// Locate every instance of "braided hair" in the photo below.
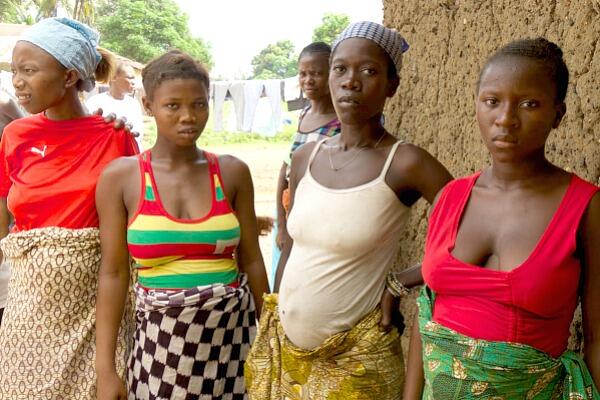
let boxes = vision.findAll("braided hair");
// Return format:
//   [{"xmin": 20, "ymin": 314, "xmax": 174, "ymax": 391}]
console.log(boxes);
[{"xmin": 478, "ymin": 38, "xmax": 569, "ymax": 103}]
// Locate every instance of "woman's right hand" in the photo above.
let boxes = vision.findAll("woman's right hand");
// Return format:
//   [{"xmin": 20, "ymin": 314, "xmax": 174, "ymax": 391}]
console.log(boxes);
[
  {"xmin": 276, "ymin": 224, "xmax": 288, "ymax": 250},
  {"xmin": 92, "ymin": 108, "xmax": 140, "ymax": 137},
  {"xmin": 97, "ymin": 370, "xmax": 128, "ymax": 400}
]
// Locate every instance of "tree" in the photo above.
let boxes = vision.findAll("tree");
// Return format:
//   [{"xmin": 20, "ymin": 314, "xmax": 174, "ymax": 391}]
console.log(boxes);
[
  {"xmin": 96, "ymin": 0, "xmax": 213, "ymax": 67},
  {"xmin": 0, "ymin": 1, "xmax": 31, "ymax": 23},
  {"xmin": 312, "ymin": 13, "xmax": 350, "ymax": 45},
  {"xmin": 251, "ymin": 40, "xmax": 297, "ymax": 80},
  {"xmin": 0, "ymin": 0, "xmax": 95, "ymax": 24}
]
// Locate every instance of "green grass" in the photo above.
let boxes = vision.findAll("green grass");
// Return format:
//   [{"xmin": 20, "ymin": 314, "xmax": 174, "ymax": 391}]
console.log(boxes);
[{"xmin": 142, "ymin": 101, "xmax": 299, "ymax": 149}]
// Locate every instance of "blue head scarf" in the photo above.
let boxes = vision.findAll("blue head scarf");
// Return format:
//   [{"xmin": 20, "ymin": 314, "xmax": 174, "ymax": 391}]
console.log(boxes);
[{"xmin": 19, "ymin": 17, "xmax": 102, "ymax": 91}]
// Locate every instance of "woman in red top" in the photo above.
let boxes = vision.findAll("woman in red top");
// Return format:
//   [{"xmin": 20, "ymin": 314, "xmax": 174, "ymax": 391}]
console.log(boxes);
[
  {"xmin": 0, "ymin": 18, "xmax": 138, "ymax": 399},
  {"xmin": 403, "ymin": 38, "xmax": 600, "ymax": 399}
]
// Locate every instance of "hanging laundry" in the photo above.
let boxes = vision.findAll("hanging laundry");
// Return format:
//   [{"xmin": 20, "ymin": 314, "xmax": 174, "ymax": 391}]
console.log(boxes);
[{"xmin": 242, "ymin": 80, "xmax": 265, "ymax": 132}]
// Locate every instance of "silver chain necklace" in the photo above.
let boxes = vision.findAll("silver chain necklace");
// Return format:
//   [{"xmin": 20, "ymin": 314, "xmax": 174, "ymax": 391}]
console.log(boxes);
[{"xmin": 327, "ymin": 132, "xmax": 386, "ymax": 172}]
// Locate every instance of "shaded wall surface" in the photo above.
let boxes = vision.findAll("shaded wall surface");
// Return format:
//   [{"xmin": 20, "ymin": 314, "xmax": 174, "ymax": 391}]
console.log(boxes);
[{"xmin": 383, "ymin": 0, "xmax": 599, "ymax": 353}]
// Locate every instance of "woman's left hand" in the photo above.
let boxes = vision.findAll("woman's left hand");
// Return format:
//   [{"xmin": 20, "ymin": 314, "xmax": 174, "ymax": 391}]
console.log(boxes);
[{"xmin": 379, "ymin": 289, "xmax": 404, "ymax": 333}]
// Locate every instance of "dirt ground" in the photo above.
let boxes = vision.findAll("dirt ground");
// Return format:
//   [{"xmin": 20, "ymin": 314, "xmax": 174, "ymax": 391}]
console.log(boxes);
[{"xmin": 204, "ymin": 142, "xmax": 288, "ymax": 283}]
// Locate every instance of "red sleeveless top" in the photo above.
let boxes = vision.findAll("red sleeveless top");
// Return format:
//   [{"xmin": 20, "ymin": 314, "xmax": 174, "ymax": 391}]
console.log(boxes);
[{"xmin": 422, "ymin": 172, "xmax": 599, "ymax": 357}]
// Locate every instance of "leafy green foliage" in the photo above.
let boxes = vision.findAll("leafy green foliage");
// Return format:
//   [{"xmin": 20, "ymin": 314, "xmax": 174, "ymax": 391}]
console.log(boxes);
[
  {"xmin": 0, "ymin": 0, "xmax": 27, "ymax": 23},
  {"xmin": 251, "ymin": 40, "xmax": 297, "ymax": 80},
  {"xmin": 312, "ymin": 13, "xmax": 350, "ymax": 45},
  {"xmin": 96, "ymin": 0, "xmax": 213, "ymax": 66},
  {"xmin": 0, "ymin": 0, "xmax": 91, "ymax": 24}
]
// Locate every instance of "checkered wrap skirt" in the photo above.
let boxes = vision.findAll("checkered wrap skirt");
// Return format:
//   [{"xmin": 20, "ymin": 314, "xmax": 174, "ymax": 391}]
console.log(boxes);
[{"xmin": 128, "ymin": 274, "xmax": 256, "ymax": 400}]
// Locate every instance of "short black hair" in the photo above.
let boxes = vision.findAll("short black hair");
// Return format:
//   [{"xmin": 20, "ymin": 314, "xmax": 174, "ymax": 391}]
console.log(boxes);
[
  {"xmin": 478, "ymin": 37, "xmax": 569, "ymax": 103},
  {"xmin": 298, "ymin": 42, "xmax": 331, "ymax": 61},
  {"xmin": 142, "ymin": 50, "xmax": 210, "ymax": 99}
]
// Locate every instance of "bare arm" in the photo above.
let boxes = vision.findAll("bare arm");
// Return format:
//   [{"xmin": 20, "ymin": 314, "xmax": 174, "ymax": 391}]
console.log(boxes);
[
  {"xmin": 403, "ymin": 313, "xmax": 425, "ymax": 399},
  {"xmin": 580, "ymin": 192, "xmax": 600, "ymax": 388},
  {"xmin": 0, "ymin": 198, "xmax": 10, "ymax": 263},
  {"xmin": 95, "ymin": 160, "xmax": 131, "ymax": 399},
  {"xmin": 380, "ymin": 149, "xmax": 451, "ymax": 326},
  {"xmin": 275, "ymin": 162, "xmax": 289, "ymax": 250},
  {"xmin": 393, "ymin": 144, "xmax": 452, "ymax": 204},
  {"xmin": 273, "ymin": 230, "xmax": 292, "ymax": 293},
  {"xmin": 228, "ymin": 158, "xmax": 269, "ymax": 317},
  {"xmin": 392, "ymin": 263, "xmax": 424, "ymax": 289},
  {"xmin": 273, "ymin": 143, "xmax": 315, "ymax": 292}
]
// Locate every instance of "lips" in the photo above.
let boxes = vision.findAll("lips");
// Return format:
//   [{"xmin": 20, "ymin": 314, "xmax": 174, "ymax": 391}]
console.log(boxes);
[
  {"xmin": 492, "ymin": 135, "xmax": 517, "ymax": 148},
  {"xmin": 15, "ymin": 93, "xmax": 31, "ymax": 104},
  {"xmin": 338, "ymin": 95, "xmax": 360, "ymax": 106},
  {"xmin": 178, "ymin": 128, "xmax": 198, "ymax": 134}
]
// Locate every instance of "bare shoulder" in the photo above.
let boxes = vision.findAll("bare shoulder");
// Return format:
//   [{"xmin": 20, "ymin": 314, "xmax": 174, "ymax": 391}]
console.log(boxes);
[
  {"xmin": 215, "ymin": 154, "xmax": 252, "ymax": 196},
  {"xmin": 292, "ymin": 141, "xmax": 318, "ymax": 162},
  {"xmin": 290, "ymin": 141, "xmax": 319, "ymax": 176},
  {"xmin": 389, "ymin": 142, "xmax": 445, "ymax": 177},
  {"xmin": 387, "ymin": 141, "xmax": 453, "ymax": 203},
  {"xmin": 394, "ymin": 142, "xmax": 435, "ymax": 166},
  {"xmin": 216, "ymin": 153, "xmax": 250, "ymax": 176},
  {"xmin": 100, "ymin": 155, "xmax": 139, "ymax": 181}
]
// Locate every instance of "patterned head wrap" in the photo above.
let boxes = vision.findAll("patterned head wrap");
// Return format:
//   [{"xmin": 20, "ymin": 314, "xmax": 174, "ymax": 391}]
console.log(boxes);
[
  {"xmin": 19, "ymin": 17, "xmax": 101, "ymax": 91},
  {"xmin": 331, "ymin": 21, "xmax": 409, "ymax": 74}
]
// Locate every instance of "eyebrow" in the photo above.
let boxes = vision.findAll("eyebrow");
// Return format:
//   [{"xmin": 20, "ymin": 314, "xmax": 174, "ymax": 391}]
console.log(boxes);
[{"xmin": 162, "ymin": 97, "xmax": 206, "ymax": 101}]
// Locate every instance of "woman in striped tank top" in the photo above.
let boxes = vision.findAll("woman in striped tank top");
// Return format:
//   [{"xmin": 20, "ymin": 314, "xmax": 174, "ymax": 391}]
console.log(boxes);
[{"xmin": 95, "ymin": 50, "xmax": 269, "ymax": 400}]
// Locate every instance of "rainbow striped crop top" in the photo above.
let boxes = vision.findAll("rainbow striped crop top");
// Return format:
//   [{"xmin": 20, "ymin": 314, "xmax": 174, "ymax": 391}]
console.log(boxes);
[{"xmin": 127, "ymin": 151, "xmax": 241, "ymax": 289}]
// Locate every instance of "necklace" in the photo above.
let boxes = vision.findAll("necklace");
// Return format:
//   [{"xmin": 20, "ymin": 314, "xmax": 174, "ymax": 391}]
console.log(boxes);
[{"xmin": 327, "ymin": 132, "xmax": 386, "ymax": 172}]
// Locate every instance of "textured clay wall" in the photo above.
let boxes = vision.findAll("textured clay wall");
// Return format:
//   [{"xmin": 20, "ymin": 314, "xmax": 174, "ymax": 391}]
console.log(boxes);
[{"xmin": 383, "ymin": 1, "xmax": 600, "ymax": 353}]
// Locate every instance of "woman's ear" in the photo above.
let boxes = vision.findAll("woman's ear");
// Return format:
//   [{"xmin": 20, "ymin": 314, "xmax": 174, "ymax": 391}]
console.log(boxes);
[
  {"xmin": 552, "ymin": 102, "xmax": 566, "ymax": 129},
  {"xmin": 142, "ymin": 96, "xmax": 153, "ymax": 116},
  {"xmin": 386, "ymin": 75, "xmax": 400, "ymax": 98},
  {"xmin": 64, "ymin": 69, "xmax": 80, "ymax": 88}
]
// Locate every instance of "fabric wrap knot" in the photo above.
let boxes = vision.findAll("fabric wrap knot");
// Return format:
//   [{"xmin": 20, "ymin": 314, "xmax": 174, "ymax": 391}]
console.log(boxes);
[
  {"xmin": 19, "ymin": 17, "xmax": 101, "ymax": 91},
  {"xmin": 332, "ymin": 21, "xmax": 409, "ymax": 74}
]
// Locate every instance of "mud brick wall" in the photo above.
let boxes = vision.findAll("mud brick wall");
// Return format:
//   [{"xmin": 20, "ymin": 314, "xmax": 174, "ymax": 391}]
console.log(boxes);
[{"xmin": 382, "ymin": 0, "xmax": 599, "ymax": 355}]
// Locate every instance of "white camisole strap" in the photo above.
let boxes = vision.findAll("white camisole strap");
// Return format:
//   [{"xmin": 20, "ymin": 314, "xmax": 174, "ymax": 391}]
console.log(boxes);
[
  {"xmin": 304, "ymin": 138, "xmax": 404, "ymax": 181},
  {"xmin": 303, "ymin": 138, "xmax": 327, "ymax": 179},
  {"xmin": 378, "ymin": 140, "xmax": 403, "ymax": 180}
]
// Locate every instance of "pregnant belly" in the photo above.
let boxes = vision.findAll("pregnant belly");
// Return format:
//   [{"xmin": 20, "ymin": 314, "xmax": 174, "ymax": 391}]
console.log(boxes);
[{"xmin": 278, "ymin": 280, "xmax": 378, "ymax": 350}]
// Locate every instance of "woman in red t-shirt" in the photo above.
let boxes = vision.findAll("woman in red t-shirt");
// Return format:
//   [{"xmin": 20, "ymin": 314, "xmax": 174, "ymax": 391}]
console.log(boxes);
[{"xmin": 0, "ymin": 18, "xmax": 138, "ymax": 399}]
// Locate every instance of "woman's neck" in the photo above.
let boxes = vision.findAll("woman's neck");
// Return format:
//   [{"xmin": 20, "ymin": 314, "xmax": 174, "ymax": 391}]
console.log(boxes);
[
  {"xmin": 309, "ymin": 96, "xmax": 335, "ymax": 115},
  {"xmin": 488, "ymin": 151, "xmax": 560, "ymax": 190},
  {"xmin": 151, "ymin": 138, "xmax": 202, "ymax": 165},
  {"xmin": 339, "ymin": 117, "xmax": 385, "ymax": 149},
  {"xmin": 44, "ymin": 90, "xmax": 87, "ymax": 120}
]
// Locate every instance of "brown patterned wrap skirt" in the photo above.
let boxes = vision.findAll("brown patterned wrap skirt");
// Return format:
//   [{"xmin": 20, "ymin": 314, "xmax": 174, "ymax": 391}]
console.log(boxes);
[{"xmin": 0, "ymin": 227, "xmax": 133, "ymax": 400}]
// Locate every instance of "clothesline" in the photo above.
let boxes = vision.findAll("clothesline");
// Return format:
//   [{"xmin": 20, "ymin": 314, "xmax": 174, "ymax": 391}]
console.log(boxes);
[
  {"xmin": 210, "ymin": 77, "xmax": 302, "ymax": 136},
  {"xmin": 1, "ymin": 70, "xmax": 306, "ymax": 136}
]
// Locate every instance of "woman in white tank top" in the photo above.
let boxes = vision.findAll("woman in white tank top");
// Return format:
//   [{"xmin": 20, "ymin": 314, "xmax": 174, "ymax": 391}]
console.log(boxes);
[{"xmin": 245, "ymin": 22, "xmax": 453, "ymax": 399}]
